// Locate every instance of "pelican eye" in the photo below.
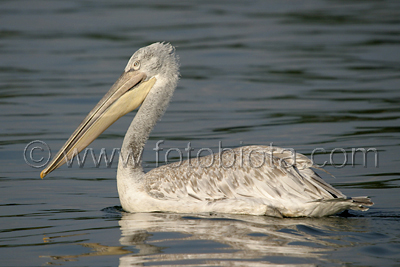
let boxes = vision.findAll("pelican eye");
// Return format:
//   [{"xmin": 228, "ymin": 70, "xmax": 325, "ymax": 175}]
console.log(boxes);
[{"xmin": 133, "ymin": 60, "xmax": 141, "ymax": 70}]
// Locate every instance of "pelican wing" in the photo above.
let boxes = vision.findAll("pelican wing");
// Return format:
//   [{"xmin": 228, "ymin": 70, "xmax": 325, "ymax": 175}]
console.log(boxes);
[{"xmin": 145, "ymin": 146, "xmax": 346, "ymax": 205}]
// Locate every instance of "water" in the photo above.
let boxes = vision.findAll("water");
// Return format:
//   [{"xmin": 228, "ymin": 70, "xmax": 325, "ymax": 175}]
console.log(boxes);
[{"xmin": 1, "ymin": 0, "xmax": 400, "ymax": 266}]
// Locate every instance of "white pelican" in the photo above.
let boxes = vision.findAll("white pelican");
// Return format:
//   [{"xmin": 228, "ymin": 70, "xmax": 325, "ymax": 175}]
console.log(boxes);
[{"xmin": 41, "ymin": 42, "xmax": 373, "ymax": 217}]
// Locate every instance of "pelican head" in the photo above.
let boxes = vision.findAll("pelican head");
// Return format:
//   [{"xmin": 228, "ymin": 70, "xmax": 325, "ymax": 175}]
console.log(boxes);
[{"xmin": 41, "ymin": 42, "xmax": 179, "ymax": 178}]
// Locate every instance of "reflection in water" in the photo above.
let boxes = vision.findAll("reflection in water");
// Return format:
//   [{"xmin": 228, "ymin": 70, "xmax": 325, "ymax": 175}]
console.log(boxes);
[
  {"xmin": 41, "ymin": 243, "xmax": 131, "ymax": 263},
  {"xmin": 41, "ymin": 211, "xmax": 372, "ymax": 266},
  {"xmin": 117, "ymin": 212, "xmax": 369, "ymax": 266}
]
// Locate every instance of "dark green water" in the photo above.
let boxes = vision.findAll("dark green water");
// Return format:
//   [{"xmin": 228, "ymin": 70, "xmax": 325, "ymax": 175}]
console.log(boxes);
[{"xmin": 1, "ymin": 0, "xmax": 400, "ymax": 266}]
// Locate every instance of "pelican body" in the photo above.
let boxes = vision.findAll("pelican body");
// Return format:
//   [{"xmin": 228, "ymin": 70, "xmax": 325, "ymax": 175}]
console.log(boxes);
[{"xmin": 41, "ymin": 43, "xmax": 373, "ymax": 217}]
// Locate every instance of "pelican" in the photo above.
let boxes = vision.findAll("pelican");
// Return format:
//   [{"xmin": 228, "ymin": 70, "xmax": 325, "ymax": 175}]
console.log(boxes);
[{"xmin": 41, "ymin": 42, "xmax": 373, "ymax": 217}]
